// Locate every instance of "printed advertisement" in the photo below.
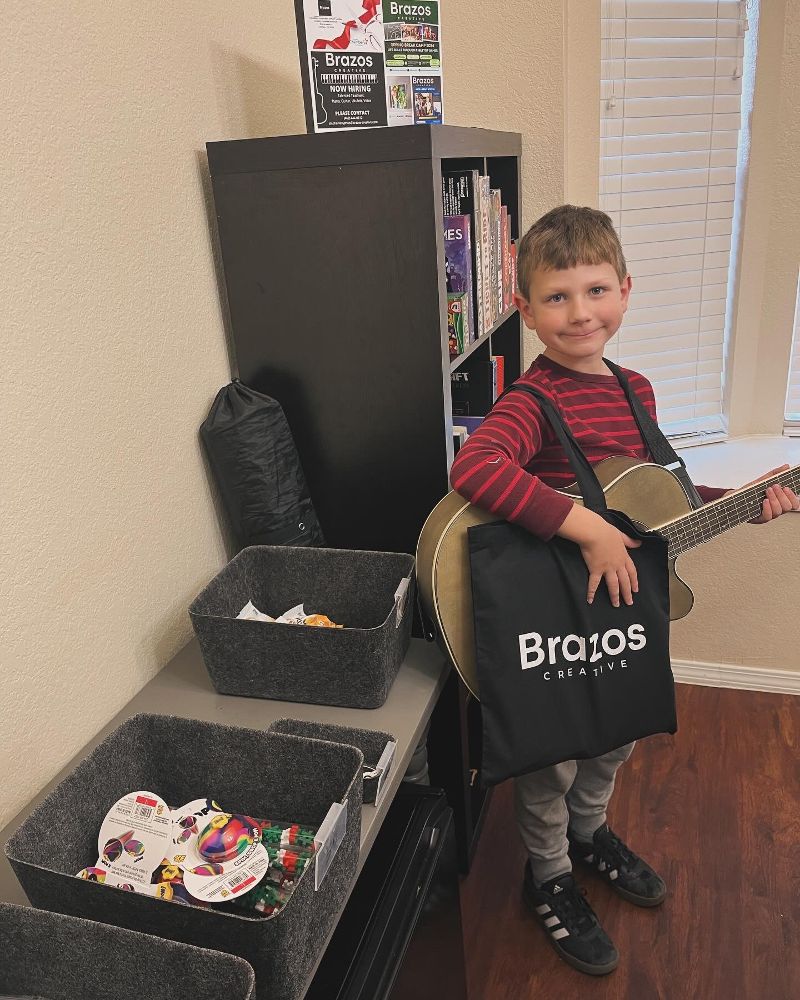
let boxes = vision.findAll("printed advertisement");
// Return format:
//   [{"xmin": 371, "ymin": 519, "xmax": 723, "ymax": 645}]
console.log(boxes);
[
  {"xmin": 383, "ymin": 1, "xmax": 441, "ymax": 69},
  {"xmin": 298, "ymin": 0, "xmax": 443, "ymax": 132}
]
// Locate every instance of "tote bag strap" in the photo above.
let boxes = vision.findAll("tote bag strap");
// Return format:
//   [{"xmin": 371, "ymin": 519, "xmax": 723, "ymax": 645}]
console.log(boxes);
[
  {"xmin": 500, "ymin": 384, "xmax": 608, "ymax": 514},
  {"xmin": 603, "ymin": 358, "xmax": 704, "ymax": 509}
]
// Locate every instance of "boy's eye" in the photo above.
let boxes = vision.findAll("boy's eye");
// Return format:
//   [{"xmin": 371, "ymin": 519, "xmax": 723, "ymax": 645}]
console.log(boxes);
[
  {"xmin": 589, "ymin": 286, "xmax": 606, "ymax": 295},
  {"xmin": 548, "ymin": 293, "xmax": 565, "ymax": 303}
]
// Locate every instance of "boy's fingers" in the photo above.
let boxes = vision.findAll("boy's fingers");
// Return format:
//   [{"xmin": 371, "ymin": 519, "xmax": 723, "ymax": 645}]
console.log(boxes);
[
  {"xmin": 587, "ymin": 572, "xmax": 603, "ymax": 604},
  {"xmin": 605, "ymin": 571, "xmax": 621, "ymax": 608},
  {"xmin": 626, "ymin": 557, "xmax": 639, "ymax": 595},
  {"xmin": 618, "ymin": 569, "xmax": 634, "ymax": 607},
  {"xmin": 767, "ymin": 486, "xmax": 783, "ymax": 517}
]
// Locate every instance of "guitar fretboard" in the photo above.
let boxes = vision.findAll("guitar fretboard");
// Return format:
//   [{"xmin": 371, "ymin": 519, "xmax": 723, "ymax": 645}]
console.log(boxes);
[{"xmin": 657, "ymin": 465, "xmax": 800, "ymax": 557}]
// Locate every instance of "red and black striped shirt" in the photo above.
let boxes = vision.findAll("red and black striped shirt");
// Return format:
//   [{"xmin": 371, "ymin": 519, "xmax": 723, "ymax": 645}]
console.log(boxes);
[{"xmin": 449, "ymin": 355, "xmax": 726, "ymax": 540}]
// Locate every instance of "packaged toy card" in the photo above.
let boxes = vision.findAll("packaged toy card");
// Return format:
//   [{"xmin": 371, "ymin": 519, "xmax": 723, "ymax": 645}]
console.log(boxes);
[{"xmin": 96, "ymin": 791, "xmax": 171, "ymax": 887}]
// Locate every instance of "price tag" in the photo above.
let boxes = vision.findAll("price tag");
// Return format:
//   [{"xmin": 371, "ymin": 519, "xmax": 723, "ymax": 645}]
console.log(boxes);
[
  {"xmin": 313, "ymin": 801, "xmax": 347, "ymax": 891},
  {"xmin": 394, "ymin": 576, "xmax": 411, "ymax": 628},
  {"xmin": 375, "ymin": 741, "xmax": 397, "ymax": 807}
]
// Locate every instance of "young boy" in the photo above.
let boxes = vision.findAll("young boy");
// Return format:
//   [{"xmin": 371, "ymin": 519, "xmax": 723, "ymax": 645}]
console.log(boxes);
[{"xmin": 449, "ymin": 205, "xmax": 799, "ymax": 976}]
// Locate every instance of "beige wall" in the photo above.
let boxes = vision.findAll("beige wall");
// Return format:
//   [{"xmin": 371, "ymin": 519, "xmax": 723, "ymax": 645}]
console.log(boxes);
[
  {"xmin": 0, "ymin": 2, "xmax": 589, "ymax": 830},
  {"xmin": 1, "ymin": 0, "xmax": 797, "ymax": 831}
]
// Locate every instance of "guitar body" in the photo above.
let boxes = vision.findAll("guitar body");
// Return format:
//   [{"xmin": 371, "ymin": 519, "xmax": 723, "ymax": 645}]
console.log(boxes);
[{"xmin": 416, "ymin": 457, "xmax": 696, "ymax": 699}]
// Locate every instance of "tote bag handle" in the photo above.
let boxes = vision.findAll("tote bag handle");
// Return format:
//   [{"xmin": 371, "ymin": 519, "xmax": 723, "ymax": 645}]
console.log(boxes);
[
  {"xmin": 602, "ymin": 359, "xmax": 704, "ymax": 510},
  {"xmin": 499, "ymin": 384, "xmax": 609, "ymax": 514}
]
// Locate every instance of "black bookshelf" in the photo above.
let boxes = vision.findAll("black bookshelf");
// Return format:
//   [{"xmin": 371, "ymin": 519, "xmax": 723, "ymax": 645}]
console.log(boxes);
[{"xmin": 206, "ymin": 124, "xmax": 523, "ymax": 871}]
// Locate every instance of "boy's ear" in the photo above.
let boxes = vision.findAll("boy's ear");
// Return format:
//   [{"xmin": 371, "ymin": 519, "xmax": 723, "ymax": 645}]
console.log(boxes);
[
  {"xmin": 513, "ymin": 291, "xmax": 536, "ymax": 330},
  {"xmin": 620, "ymin": 274, "xmax": 632, "ymax": 313}
]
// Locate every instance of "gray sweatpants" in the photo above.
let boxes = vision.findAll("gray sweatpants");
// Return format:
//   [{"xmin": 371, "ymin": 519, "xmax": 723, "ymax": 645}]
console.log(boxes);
[{"xmin": 514, "ymin": 742, "xmax": 636, "ymax": 884}]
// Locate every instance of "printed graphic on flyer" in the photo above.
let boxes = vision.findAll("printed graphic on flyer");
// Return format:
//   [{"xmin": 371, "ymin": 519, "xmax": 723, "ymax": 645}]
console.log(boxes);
[
  {"xmin": 304, "ymin": 0, "xmax": 388, "ymax": 129},
  {"xmin": 383, "ymin": 1, "xmax": 441, "ymax": 69},
  {"xmin": 412, "ymin": 74, "xmax": 442, "ymax": 124},
  {"xmin": 386, "ymin": 74, "xmax": 413, "ymax": 125}
]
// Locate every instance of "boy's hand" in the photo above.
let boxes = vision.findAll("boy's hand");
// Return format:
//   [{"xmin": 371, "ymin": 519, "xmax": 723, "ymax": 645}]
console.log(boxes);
[
  {"xmin": 557, "ymin": 505, "xmax": 641, "ymax": 607},
  {"xmin": 580, "ymin": 518, "xmax": 641, "ymax": 607},
  {"xmin": 725, "ymin": 465, "xmax": 800, "ymax": 523}
]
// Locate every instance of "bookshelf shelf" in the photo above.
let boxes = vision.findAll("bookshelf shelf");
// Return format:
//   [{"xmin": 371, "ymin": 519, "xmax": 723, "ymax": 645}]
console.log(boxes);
[
  {"xmin": 449, "ymin": 305, "xmax": 518, "ymax": 374},
  {"xmin": 206, "ymin": 124, "xmax": 522, "ymax": 873}
]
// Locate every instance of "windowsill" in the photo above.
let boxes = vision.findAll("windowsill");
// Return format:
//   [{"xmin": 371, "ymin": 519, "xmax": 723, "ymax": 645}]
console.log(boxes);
[{"xmin": 676, "ymin": 434, "xmax": 800, "ymax": 491}]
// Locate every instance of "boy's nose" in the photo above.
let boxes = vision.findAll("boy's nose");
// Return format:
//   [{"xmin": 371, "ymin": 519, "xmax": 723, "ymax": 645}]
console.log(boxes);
[{"xmin": 569, "ymin": 304, "xmax": 592, "ymax": 324}]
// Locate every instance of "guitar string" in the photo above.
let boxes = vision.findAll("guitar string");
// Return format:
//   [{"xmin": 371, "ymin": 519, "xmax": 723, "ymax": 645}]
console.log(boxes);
[{"xmin": 659, "ymin": 467, "xmax": 800, "ymax": 557}]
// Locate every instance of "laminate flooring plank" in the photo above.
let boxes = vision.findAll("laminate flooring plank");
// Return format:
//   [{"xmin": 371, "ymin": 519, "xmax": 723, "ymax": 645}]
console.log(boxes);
[{"xmin": 460, "ymin": 684, "xmax": 799, "ymax": 1000}]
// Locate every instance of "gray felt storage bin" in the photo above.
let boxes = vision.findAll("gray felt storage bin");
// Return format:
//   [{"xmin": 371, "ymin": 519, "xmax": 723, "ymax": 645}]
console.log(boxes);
[
  {"xmin": 0, "ymin": 901, "xmax": 256, "ymax": 1000},
  {"xmin": 4, "ymin": 713, "xmax": 363, "ymax": 1000},
  {"xmin": 189, "ymin": 545, "xmax": 415, "ymax": 708},
  {"xmin": 269, "ymin": 718, "xmax": 396, "ymax": 806}
]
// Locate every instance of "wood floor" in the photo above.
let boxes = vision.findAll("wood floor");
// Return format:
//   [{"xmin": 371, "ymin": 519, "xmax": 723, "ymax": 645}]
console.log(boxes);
[{"xmin": 460, "ymin": 684, "xmax": 799, "ymax": 1000}]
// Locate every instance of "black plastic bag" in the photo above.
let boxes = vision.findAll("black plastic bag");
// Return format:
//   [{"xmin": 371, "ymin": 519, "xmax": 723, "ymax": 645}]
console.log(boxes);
[{"xmin": 200, "ymin": 379, "xmax": 324, "ymax": 548}]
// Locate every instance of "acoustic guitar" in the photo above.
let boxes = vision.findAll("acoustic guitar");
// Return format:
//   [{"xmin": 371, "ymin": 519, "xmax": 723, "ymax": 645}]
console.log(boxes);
[{"xmin": 417, "ymin": 458, "xmax": 800, "ymax": 699}]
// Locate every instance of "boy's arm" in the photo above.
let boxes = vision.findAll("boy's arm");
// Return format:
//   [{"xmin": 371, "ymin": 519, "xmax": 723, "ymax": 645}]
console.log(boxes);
[{"xmin": 449, "ymin": 391, "xmax": 573, "ymax": 540}]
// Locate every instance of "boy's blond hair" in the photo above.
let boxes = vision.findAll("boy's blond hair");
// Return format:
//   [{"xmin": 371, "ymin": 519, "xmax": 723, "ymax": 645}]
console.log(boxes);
[{"xmin": 516, "ymin": 205, "xmax": 627, "ymax": 298}]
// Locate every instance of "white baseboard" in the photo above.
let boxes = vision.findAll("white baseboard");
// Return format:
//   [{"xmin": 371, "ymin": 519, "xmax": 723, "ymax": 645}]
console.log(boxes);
[{"xmin": 671, "ymin": 658, "xmax": 800, "ymax": 695}]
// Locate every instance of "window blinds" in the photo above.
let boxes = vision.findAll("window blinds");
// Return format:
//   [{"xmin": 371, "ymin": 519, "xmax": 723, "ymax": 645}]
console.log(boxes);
[
  {"xmin": 600, "ymin": 0, "xmax": 749, "ymax": 439},
  {"xmin": 785, "ymin": 273, "xmax": 800, "ymax": 426}
]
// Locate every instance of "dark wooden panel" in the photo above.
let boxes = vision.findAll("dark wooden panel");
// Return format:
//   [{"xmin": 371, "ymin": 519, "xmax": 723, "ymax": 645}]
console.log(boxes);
[
  {"xmin": 207, "ymin": 125, "xmax": 520, "ymax": 177},
  {"xmin": 210, "ymin": 157, "xmax": 450, "ymax": 553},
  {"xmin": 460, "ymin": 684, "xmax": 800, "ymax": 997}
]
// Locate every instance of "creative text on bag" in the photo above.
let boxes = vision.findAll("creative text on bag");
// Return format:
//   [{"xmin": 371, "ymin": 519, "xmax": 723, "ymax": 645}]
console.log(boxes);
[{"xmin": 518, "ymin": 624, "xmax": 647, "ymax": 670}]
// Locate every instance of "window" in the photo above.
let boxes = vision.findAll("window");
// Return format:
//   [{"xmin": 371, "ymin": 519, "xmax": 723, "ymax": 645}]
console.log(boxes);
[
  {"xmin": 600, "ymin": 0, "xmax": 750, "ymax": 441},
  {"xmin": 785, "ymin": 272, "xmax": 800, "ymax": 432}
]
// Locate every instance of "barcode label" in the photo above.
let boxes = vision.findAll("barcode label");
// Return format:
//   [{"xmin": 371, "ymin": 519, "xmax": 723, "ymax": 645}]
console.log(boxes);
[
  {"xmin": 230, "ymin": 874, "xmax": 257, "ymax": 894},
  {"xmin": 133, "ymin": 803, "xmax": 153, "ymax": 821}
]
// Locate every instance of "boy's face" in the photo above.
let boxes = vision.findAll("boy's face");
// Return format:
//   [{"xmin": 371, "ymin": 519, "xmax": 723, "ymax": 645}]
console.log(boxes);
[{"xmin": 513, "ymin": 262, "xmax": 632, "ymax": 374}]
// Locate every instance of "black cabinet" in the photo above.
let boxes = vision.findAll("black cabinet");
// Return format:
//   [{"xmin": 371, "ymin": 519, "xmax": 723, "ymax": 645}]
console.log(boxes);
[{"xmin": 206, "ymin": 124, "xmax": 522, "ymax": 557}]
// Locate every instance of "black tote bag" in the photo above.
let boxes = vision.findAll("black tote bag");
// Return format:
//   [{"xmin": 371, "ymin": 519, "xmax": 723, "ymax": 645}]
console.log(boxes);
[{"xmin": 469, "ymin": 386, "xmax": 676, "ymax": 785}]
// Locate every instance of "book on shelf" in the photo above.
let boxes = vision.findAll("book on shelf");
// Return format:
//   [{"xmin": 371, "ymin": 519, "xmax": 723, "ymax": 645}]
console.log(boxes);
[
  {"xmin": 501, "ymin": 207, "xmax": 511, "ymax": 311},
  {"xmin": 442, "ymin": 171, "xmax": 484, "ymax": 339},
  {"xmin": 447, "ymin": 293, "xmax": 468, "ymax": 359},
  {"xmin": 450, "ymin": 361, "xmax": 496, "ymax": 416},
  {"xmin": 491, "ymin": 354, "xmax": 505, "ymax": 401},
  {"xmin": 441, "ymin": 170, "xmax": 515, "ymax": 341},
  {"xmin": 444, "ymin": 215, "xmax": 475, "ymax": 349},
  {"xmin": 458, "ymin": 415, "xmax": 485, "ymax": 434}
]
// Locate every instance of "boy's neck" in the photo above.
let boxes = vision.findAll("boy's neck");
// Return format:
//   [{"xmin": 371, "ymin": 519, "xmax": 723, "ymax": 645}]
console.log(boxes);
[{"xmin": 541, "ymin": 349, "xmax": 613, "ymax": 377}]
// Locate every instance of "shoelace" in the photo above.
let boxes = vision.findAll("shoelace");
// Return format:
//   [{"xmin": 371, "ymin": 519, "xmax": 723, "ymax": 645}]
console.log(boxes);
[
  {"xmin": 597, "ymin": 828, "xmax": 637, "ymax": 872},
  {"xmin": 552, "ymin": 883, "xmax": 596, "ymax": 935}
]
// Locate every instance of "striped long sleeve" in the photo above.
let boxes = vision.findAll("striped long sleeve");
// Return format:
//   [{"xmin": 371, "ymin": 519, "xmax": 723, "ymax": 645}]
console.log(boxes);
[{"xmin": 449, "ymin": 355, "xmax": 727, "ymax": 540}]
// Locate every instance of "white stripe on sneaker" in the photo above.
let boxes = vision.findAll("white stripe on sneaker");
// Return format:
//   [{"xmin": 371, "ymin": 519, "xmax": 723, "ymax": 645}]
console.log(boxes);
[
  {"xmin": 535, "ymin": 904, "xmax": 550, "ymax": 916},
  {"xmin": 544, "ymin": 915, "xmax": 560, "ymax": 927},
  {"xmin": 552, "ymin": 927, "xmax": 570, "ymax": 940},
  {"xmin": 610, "ymin": 869, "xmax": 618, "ymax": 880}
]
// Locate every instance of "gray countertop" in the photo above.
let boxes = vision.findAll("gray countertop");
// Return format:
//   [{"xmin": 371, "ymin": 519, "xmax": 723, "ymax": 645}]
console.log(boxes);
[{"xmin": 0, "ymin": 635, "xmax": 450, "ymax": 911}]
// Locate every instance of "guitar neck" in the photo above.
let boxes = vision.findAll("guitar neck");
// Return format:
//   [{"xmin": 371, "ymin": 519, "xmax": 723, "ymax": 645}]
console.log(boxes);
[{"xmin": 657, "ymin": 465, "xmax": 800, "ymax": 557}]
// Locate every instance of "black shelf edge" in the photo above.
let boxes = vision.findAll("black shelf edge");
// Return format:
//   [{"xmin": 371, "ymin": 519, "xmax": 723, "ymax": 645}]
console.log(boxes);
[
  {"xmin": 207, "ymin": 125, "xmax": 522, "ymax": 176},
  {"xmin": 449, "ymin": 306, "xmax": 519, "ymax": 373}
]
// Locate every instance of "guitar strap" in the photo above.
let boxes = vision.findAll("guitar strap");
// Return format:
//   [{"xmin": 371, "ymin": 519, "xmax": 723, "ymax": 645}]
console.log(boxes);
[{"xmin": 603, "ymin": 359, "xmax": 704, "ymax": 510}]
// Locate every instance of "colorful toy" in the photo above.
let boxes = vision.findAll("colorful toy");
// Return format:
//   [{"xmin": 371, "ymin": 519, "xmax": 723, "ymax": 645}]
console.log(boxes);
[{"xmin": 197, "ymin": 814, "xmax": 258, "ymax": 863}]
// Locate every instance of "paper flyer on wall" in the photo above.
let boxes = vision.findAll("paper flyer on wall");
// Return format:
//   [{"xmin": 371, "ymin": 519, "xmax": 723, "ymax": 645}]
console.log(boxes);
[{"xmin": 298, "ymin": 0, "xmax": 443, "ymax": 132}]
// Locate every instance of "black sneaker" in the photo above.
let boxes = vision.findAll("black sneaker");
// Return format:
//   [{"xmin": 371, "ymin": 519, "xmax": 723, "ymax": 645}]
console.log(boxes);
[
  {"xmin": 522, "ymin": 863, "xmax": 619, "ymax": 976},
  {"xmin": 568, "ymin": 823, "xmax": 667, "ymax": 907}
]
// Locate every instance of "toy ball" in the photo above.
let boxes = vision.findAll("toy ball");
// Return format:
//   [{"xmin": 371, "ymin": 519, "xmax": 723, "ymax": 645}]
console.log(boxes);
[
  {"xmin": 77, "ymin": 867, "xmax": 107, "ymax": 882},
  {"xmin": 154, "ymin": 882, "xmax": 174, "ymax": 901},
  {"xmin": 197, "ymin": 814, "xmax": 257, "ymax": 863},
  {"xmin": 117, "ymin": 884, "xmax": 135, "ymax": 892},
  {"xmin": 175, "ymin": 816, "xmax": 198, "ymax": 844},
  {"xmin": 152, "ymin": 863, "xmax": 183, "ymax": 884},
  {"xmin": 124, "ymin": 838, "xmax": 145, "ymax": 861},
  {"xmin": 102, "ymin": 838, "xmax": 124, "ymax": 864}
]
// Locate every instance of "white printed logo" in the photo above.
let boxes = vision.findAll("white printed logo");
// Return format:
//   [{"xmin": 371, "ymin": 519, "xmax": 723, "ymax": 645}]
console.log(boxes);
[{"xmin": 519, "ymin": 624, "xmax": 647, "ymax": 671}]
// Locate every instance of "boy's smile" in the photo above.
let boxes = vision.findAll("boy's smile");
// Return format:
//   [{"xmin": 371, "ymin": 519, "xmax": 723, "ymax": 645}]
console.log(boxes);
[{"xmin": 514, "ymin": 263, "xmax": 632, "ymax": 375}]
